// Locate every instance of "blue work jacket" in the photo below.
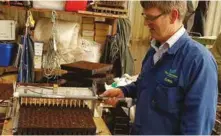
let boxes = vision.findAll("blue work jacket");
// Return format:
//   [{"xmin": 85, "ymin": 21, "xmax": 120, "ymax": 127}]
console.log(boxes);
[{"xmin": 119, "ymin": 32, "xmax": 218, "ymax": 134}]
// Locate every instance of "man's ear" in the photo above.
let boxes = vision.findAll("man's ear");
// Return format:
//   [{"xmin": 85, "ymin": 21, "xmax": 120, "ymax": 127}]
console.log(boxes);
[{"xmin": 170, "ymin": 9, "xmax": 179, "ymax": 24}]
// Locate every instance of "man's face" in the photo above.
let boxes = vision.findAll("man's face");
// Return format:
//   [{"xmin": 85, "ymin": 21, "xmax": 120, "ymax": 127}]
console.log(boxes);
[{"xmin": 142, "ymin": 8, "xmax": 171, "ymax": 42}]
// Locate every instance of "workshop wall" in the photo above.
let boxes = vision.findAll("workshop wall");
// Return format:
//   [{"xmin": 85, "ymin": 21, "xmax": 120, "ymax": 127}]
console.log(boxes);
[
  {"xmin": 0, "ymin": 2, "xmax": 151, "ymax": 76},
  {"xmin": 128, "ymin": 1, "xmax": 150, "ymax": 74}
]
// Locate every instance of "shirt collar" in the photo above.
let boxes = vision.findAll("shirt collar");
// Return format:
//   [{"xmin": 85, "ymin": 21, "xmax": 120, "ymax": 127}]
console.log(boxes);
[
  {"xmin": 150, "ymin": 26, "xmax": 186, "ymax": 50},
  {"xmin": 150, "ymin": 40, "xmax": 159, "ymax": 52},
  {"xmin": 166, "ymin": 26, "xmax": 186, "ymax": 48}
]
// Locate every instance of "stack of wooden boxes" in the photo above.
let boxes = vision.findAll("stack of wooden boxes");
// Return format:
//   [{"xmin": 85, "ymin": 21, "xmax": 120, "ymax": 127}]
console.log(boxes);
[
  {"xmin": 82, "ymin": 17, "xmax": 95, "ymax": 41},
  {"xmin": 81, "ymin": 17, "xmax": 112, "ymax": 51},
  {"xmin": 95, "ymin": 23, "xmax": 112, "ymax": 46}
]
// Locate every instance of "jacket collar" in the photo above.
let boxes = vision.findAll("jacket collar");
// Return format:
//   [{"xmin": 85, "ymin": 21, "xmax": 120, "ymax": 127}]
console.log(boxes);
[{"xmin": 167, "ymin": 32, "xmax": 190, "ymax": 55}]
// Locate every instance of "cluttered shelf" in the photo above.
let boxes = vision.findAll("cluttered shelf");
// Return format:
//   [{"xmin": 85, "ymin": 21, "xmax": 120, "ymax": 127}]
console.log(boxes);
[
  {"xmin": 0, "ymin": 66, "xmax": 67, "ymax": 75},
  {"xmin": 0, "ymin": 4, "xmax": 128, "ymax": 19},
  {"xmin": 0, "ymin": 66, "xmax": 67, "ymax": 84},
  {"xmin": 0, "ymin": 1, "xmax": 125, "ymax": 83},
  {"xmin": 0, "ymin": 66, "xmax": 17, "ymax": 74}
]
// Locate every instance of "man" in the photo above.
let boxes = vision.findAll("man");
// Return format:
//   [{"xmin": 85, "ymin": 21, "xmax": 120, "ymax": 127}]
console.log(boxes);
[{"xmin": 101, "ymin": 1, "xmax": 218, "ymax": 135}]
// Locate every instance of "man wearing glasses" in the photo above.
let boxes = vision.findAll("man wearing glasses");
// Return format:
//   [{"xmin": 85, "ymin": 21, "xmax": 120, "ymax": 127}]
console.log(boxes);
[{"xmin": 101, "ymin": 1, "xmax": 218, "ymax": 135}]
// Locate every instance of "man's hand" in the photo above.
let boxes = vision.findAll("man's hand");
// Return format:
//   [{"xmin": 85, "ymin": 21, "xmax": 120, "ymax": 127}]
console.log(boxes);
[{"xmin": 100, "ymin": 88, "xmax": 125, "ymax": 107}]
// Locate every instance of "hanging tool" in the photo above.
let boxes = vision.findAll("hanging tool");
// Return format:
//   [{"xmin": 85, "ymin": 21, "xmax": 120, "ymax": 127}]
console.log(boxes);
[{"xmin": 51, "ymin": 10, "xmax": 57, "ymax": 52}]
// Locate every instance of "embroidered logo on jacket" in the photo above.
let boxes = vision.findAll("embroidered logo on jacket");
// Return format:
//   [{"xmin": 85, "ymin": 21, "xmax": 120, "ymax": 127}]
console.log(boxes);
[{"xmin": 164, "ymin": 69, "xmax": 178, "ymax": 84}]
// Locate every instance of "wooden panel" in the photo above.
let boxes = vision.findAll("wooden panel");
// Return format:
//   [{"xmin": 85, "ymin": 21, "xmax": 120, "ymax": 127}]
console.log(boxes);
[
  {"xmin": 93, "ymin": 117, "xmax": 111, "ymax": 135},
  {"xmin": 127, "ymin": 1, "xmax": 151, "ymax": 74},
  {"xmin": 129, "ymin": 40, "xmax": 150, "ymax": 75}
]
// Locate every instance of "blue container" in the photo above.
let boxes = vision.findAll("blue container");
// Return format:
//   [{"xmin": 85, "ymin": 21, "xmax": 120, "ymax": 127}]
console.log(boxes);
[{"xmin": 0, "ymin": 43, "xmax": 16, "ymax": 67}]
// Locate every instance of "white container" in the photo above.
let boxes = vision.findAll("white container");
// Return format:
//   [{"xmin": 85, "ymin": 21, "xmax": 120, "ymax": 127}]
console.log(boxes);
[
  {"xmin": 34, "ymin": 42, "xmax": 43, "ymax": 56},
  {"xmin": 34, "ymin": 56, "xmax": 42, "ymax": 69},
  {"xmin": 0, "ymin": 20, "xmax": 16, "ymax": 40},
  {"xmin": 34, "ymin": 50, "xmax": 43, "ymax": 56},
  {"xmin": 33, "ymin": 1, "xmax": 65, "ymax": 11}
]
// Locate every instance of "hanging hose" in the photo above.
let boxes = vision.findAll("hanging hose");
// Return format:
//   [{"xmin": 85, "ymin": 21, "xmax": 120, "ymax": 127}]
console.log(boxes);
[
  {"xmin": 100, "ymin": 18, "xmax": 134, "ymax": 76},
  {"xmin": 116, "ymin": 19, "xmax": 133, "ymax": 75},
  {"xmin": 43, "ymin": 11, "xmax": 61, "ymax": 80}
]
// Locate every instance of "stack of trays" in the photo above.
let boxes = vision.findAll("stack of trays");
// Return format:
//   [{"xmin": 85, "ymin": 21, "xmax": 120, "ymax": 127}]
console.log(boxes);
[
  {"xmin": 16, "ymin": 105, "xmax": 96, "ymax": 135},
  {"xmin": 60, "ymin": 61, "xmax": 113, "ymax": 93}
]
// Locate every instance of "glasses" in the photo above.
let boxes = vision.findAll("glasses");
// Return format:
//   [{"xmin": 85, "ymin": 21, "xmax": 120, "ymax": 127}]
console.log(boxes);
[{"xmin": 141, "ymin": 13, "xmax": 165, "ymax": 21}]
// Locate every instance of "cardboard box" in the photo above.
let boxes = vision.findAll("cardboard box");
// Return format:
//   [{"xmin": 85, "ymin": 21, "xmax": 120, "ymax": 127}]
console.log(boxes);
[
  {"xmin": 82, "ymin": 17, "xmax": 94, "ymax": 24},
  {"xmin": 82, "ymin": 36, "xmax": 94, "ymax": 41},
  {"xmin": 95, "ymin": 17, "xmax": 105, "ymax": 22},
  {"xmin": 95, "ymin": 29, "xmax": 109, "ymax": 37},
  {"xmin": 95, "ymin": 36, "xmax": 106, "ymax": 41},
  {"xmin": 95, "ymin": 36, "xmax": 106, "ymax": 45},
  {"xmin": 82, "ymin": 24, "xmax": 94, "ymax": 30},
  {"xmin": 95, "ymin": 23, "xmax": 110, "ymax": 30},
  {"xmin": 0, "ymin": 20, "xmax": 16, "ymax": 40},
  {"xmin": 82, "ymin": 30, "xmax": 94, "ymax": 37}
]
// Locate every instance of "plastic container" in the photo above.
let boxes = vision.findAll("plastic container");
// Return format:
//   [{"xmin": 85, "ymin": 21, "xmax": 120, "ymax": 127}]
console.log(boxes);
[
  {"xmin": 0, "ymin": 43, "xmax": 16, "ymax": 67},
  {"xmin": 33, "ymin": 1, "xmax": 65, "ymax": 10},
  {"xmin": 65, "ymin": 1, "xmax": 87, "ymax": 12}
]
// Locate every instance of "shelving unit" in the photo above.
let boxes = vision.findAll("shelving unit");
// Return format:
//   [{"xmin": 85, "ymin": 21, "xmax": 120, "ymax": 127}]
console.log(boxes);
[
  {"xmin": 0, "ymin": 4, "xmax": 128, "ymax": 35},
  {"xmin": 0, "ymin": 4, "xmax": 128, "ymax": 80},
  {"xmin": 2, "ymin": 4, "xmax": 121, "ymax": 135},
  {"xmin": 0, "ymin": 5, "xmax": 127, "ymax": 19}
]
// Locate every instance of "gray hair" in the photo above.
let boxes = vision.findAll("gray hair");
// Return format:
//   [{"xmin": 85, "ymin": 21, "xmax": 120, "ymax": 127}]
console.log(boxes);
[{"xmin": 140, "ymin": 1, "xmax": 187, "ymax": 22}]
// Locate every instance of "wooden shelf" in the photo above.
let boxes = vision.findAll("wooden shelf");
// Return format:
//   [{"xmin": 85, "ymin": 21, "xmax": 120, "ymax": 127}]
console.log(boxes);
[
  {"xmin": 77, "ymin": 10, "xmax": 127, "ymax": 19},
  {"xmin": 0, "ymin": 66, "xmax": 68, "ymax": 75},
  {"xmin": 0, "ymin": 66, "xmax": 17, "ymax": 75},
  {"xmin": 0, "ymin": 4, "xmax": 127, "ymax": 19},
  {"xmin": 35, "ymin": 68, "xmax": 67, "ymax": 75}
]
